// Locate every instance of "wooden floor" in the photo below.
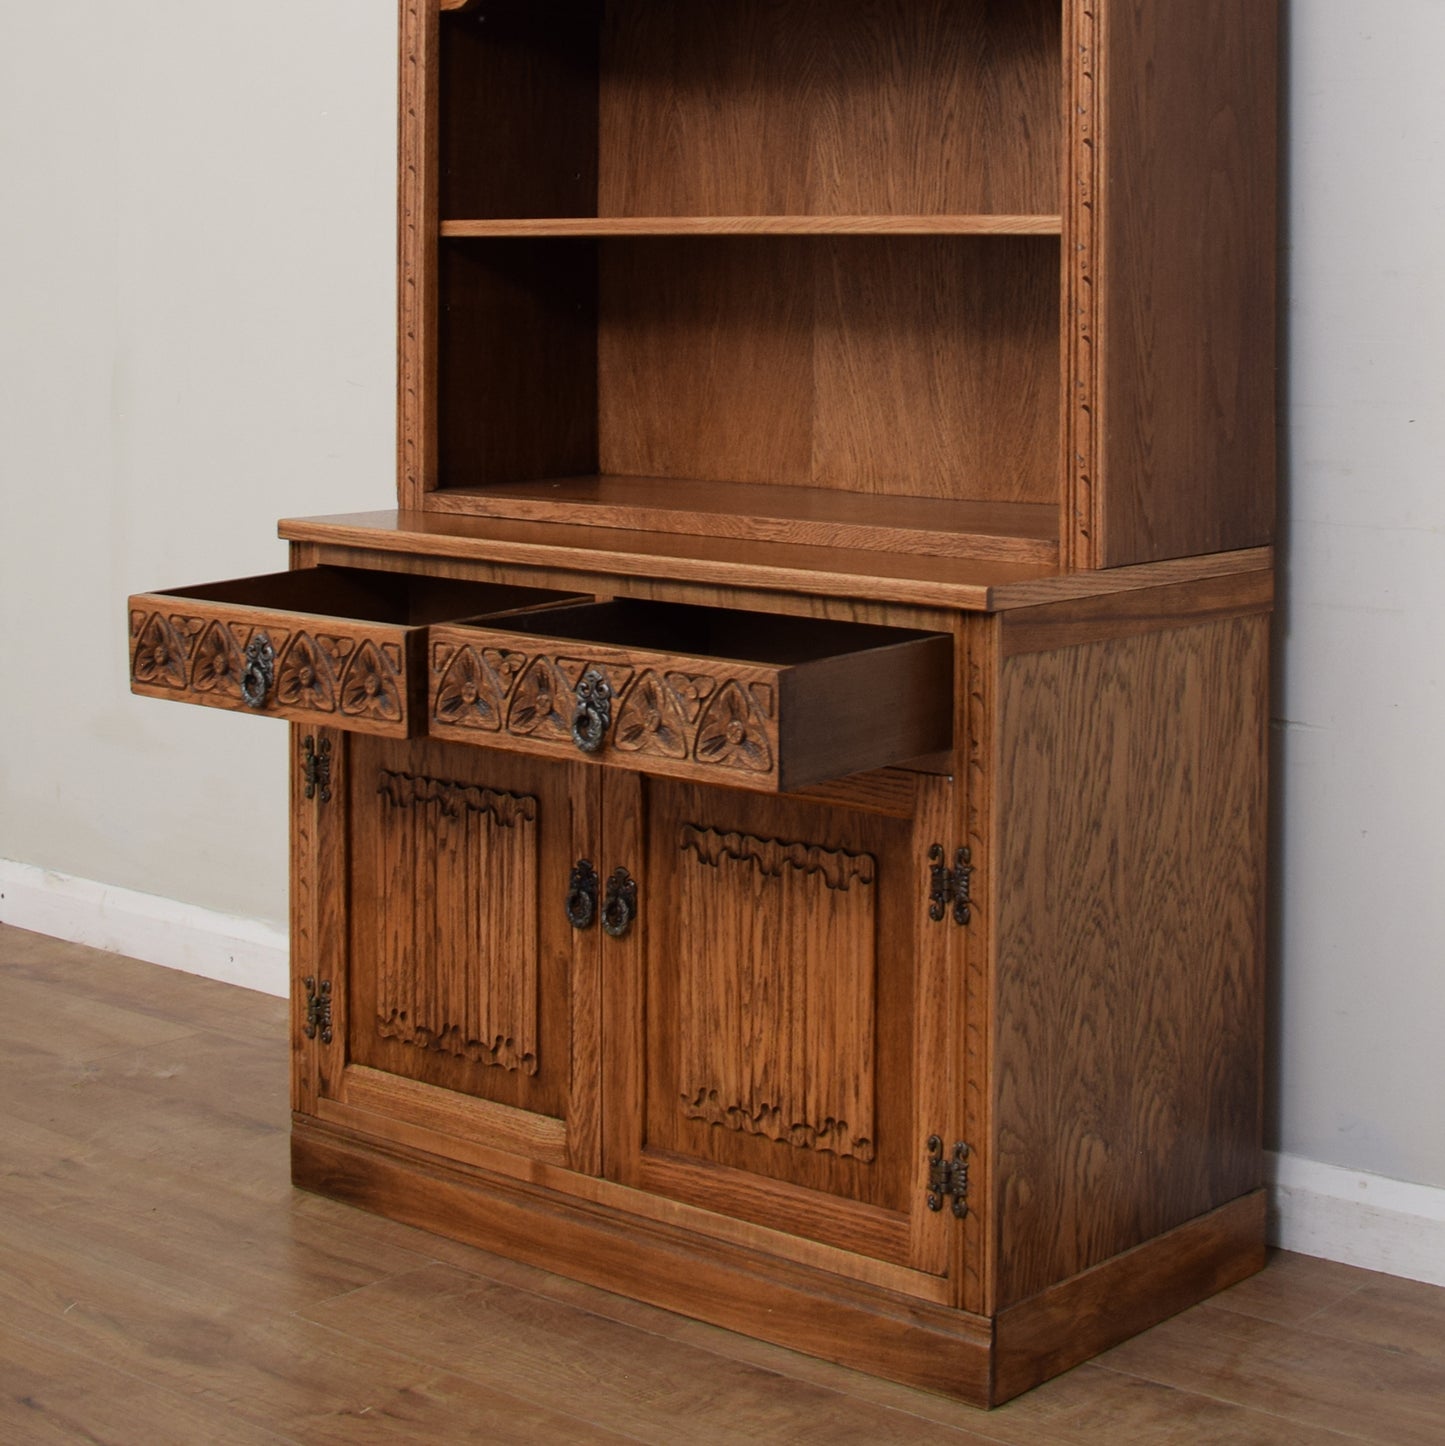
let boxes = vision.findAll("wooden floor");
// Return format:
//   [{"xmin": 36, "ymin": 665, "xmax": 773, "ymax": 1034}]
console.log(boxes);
[{"xmin": 3, "ymin": 923, "xmax": 1444, "ymax": 1445}]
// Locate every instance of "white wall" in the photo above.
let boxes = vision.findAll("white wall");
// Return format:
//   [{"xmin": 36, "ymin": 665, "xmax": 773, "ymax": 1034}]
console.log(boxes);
[
  {"xmin": 1, "ymin": 2, "xmax": 1442, "ymax": 1206},
  {"xmin": 1273, "ymin": 2, "xmax": 1445, "ymax": 1192},
  {"xmin": 0, "ymin": 2, "xmax": 396, "ymax": 927}
]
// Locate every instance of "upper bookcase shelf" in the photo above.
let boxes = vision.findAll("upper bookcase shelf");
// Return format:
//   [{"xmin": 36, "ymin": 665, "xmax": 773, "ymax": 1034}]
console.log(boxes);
[
  {"xmin": 440, "ymin": 216, "xmax": 1064, "ymax": 239},
  {"xmin": 439, "ymin": 0, "xmax": 1062, "ymax": 224}
]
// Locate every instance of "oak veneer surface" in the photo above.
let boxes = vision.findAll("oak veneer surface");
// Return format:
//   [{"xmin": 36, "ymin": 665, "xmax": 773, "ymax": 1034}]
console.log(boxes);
[
  {"xmin": 279, "ymin": 512, "xmax": 1273, "ymax": 614},
  {"xmin": 1088, "ymin": 0, "xmax": 1278, "ymax": 565},
  {"xmin": 441, "ymin": 216, "xmax": 1065, "ymax": 237},
  {"xmin": 431, "ymin": 477, "xmax": 1060, "ymax": 565},
  {"xmin": 436, "ymin": 0, "xmax": 1061, "ymax": 220},
  {"xmin": 992, "ymin": 615, "xmax": 1270, "ymax": 1306},
  {"xmin": 597, "ymin": 235, "xmax": 1060, "ymax": 504},
  {"xmin": 345, "ymin": 737, "xmax": 585, "ymax": 1120},
  {"xmin": 5, "ymin": 923, "xmax": 1444, "ymax": 1443}
]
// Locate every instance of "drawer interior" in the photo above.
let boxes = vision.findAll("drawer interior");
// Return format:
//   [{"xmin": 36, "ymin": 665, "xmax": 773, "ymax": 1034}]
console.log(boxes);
[
  {"xmin": 154, "ymin": 566, "xmax": 581, "ymax": 627},
  {"xmin": 485, "ymin": 598, "xmax": 944, "ymax": 665}
]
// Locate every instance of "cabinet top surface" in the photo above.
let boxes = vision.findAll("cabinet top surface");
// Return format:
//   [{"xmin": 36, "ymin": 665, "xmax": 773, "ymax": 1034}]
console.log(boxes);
[{"xmin": 279, "ymin": 511, "xmax": 1273, "ymax": 615}]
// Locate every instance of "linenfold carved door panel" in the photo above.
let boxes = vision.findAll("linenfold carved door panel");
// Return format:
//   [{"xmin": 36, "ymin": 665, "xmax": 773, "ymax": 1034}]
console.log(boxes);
[
  {"xmin": 601, "ymin": 770, "xmax": 959, "ymax": 1280},
  {"xmin": 312, "ymin": 734, "xmax": 600, "ymax": 1175}
]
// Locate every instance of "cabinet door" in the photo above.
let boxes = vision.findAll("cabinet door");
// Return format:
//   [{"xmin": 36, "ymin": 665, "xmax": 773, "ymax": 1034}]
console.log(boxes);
[
  {"xmin": 601, "ymin": 768, "xmax": 960, "ymax": 1282},
  {"xmin": 295, "ymin": 729, "xmax": 601, "ymax": 1175}
]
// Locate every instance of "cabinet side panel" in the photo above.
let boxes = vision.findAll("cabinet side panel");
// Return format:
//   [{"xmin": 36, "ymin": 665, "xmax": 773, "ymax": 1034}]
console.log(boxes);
[
  {"xmin": 439, "ymin": 2, "xmax": 600, "ymax": 221},
  {"xmin": 437, "ymin": 240, "xmax": 599, "ymax": 488},
  {"xmin": 992, "ymin": 613, "xmax": 1268, "ymax": 1307},
  {"xmin": 1090, "ymin": 0, "xmax": 1278, "ymax": 565}
]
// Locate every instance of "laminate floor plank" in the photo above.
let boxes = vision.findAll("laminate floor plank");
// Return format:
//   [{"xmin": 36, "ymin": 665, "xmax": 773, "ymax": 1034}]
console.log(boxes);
[
  {"xmin": 0, "ymin": 969, "xmax": 205, "ymax": 1071},
  {"xmin": 0, "ymin": 1236, "xmax": 633, "ymax": 1446},
  {"xmin": 346, "ymin": 1237, "xmax": 1363, "ymax": 1445},
  {"xmin": 3, "ymin": 926, "xmax": 1443, "ymax": 1443},
  {"xmin": 0, "ymin": 922, "xmax": 288, "ymax": 1042},
  {"xmin": 1203, "ymin": 1246, "xmax": 1382, "ymax": 1327},
  {"xmin": 1097, "ymin": 1302, "xmax": 1445, "ymax": 1445},
  {"xmin": 1289, "ymin": 1272, "xmax": 1445, "ymax": 1366},
  {"xmin": 0, "ymin": 1326, "xmax": 295, "ymax": 1446},
  {"xmin": 300, "ymin": 1263, "xmax": 1001, "ymax": 1446}
]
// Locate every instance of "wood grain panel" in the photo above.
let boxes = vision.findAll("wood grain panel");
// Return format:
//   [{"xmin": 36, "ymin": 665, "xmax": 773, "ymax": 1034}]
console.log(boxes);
[
  {"xmin": 290, "ymin": 725, "xmax": 347, "ymax": 1117},
  {"xmin": 811, "ymin": 237, "xmax": 1058, "ymax": 501},
  {"xmin": 278, "ymin": 513, "xmax": 1272, "ymax": 614},
  {"xmin": 991, "ymin": 615, "xmax": 1269, "ymax": 1306},
  {"xmin": 431, "ymin": 476, "xmax": 1059, "ymax": 565},
  {"xmin": 634, "ymin": 779, "xmax": 942, "ymax": 1234},
  {"xmin": 598, "ymin": 0, "xmax": 1060, "ymax": 217},
  {"xmin": 443, "ymin": 215, "xmax": 1064, "ymax": 237},
  {"xmin": 345, "ymin": 736, "xmax": 588, "ymax": 1129},
  {"xmin": 676, "ymin": 825, "xmax": 879, "ymax": 1162},
  {"xmin": 371, "ymin": 768, "xmax": 540, "ymax": 1073},
  {"xmin": 991, "ymin": 1190, "xmax": 1267, "ymax": 1404},
  {"xmin": 1088, "ymin": 0, "xmax": 1278, "ymax": 565},
  {"xmin": 598, "ymin": 236, "xmax": 814, "ymax": 486},
  {"xmin": 1000, "ymin": 569, "xmax": 1274, "ymax": 657},
  {"xmin": 598, "ymin": 236, "xmax": 1059, "ymax": 504}
]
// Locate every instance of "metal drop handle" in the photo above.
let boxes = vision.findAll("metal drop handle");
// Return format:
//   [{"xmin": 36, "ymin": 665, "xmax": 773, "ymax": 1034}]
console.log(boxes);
[
  {"xmin": 241, "ymin": 633, "xmax": 276, "ymax": 709},
  {"xmin": 565, "ymin": 860, "xmax": 599, "ymax": 930},
  {"xmin": 602, "ymin": 866, "xmax": 637, "ymax": 939},
  {"xmin": 571, "ymin": 669, "xmax": 613, "ymax": 754}
]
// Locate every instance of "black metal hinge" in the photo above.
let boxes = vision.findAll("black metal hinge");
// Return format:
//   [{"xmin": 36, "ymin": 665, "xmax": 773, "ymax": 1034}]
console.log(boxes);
[
  {"xmin": 926, "ymin": 1135, "xmax": 970, "ymax": 1218},
  {"xmin": 303, "ymin": 735, "xmax": 333, "ymax": 803},
  {"xmin": 303, "ymin": 976, "xmax": 333, "ymax": 1045},
  {"xmin": 928, "ymin": 844, "xmax": 973, "ymax": 926}
]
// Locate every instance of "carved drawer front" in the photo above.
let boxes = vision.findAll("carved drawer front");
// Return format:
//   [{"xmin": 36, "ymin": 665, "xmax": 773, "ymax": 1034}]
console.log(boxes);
[
  {"xmin": 428, "ymin": 599, "xmax": 952, "ymax": 791},
  {"xmin": 129, "ymin": 566, "xmax": 585, "ymax": 737}
]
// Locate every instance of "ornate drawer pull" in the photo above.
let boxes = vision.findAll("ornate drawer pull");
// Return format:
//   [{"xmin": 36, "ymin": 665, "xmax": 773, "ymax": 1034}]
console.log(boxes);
[
  {"xmin": 565, "ymin": 859, "xmax": 599, "ymax": 930},
  {"xmin": 241, "ymin": 633, "xmax": 276, "ymax": 709},
  {"xmin": 571, "ymin": 669, "xmax": 613, "ymax": 754},
  {"xmin": 602, "ymin": 866, "xmax": 638, "ymax": 939}
]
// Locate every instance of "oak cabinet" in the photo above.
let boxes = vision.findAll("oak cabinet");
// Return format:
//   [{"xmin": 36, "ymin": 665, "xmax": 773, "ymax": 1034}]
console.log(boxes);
[
  {"xmin": 129, "ymin": 0, "xmax": 1277, "ymax": 1406},
  {"xmin": 292, "ymin": 722, "xmax": 963, "ymax": 1289}
]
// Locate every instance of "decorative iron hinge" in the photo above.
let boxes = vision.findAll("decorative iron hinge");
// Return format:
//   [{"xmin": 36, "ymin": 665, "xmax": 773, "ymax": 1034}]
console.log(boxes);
[
  {"xmin": 303, "ymin": 976, "xmax": 333, "ymax": 1045},
  {"xmin": 302, "ymin": 735, "xmax": 333, "ymax": 803},
  {"xmin": 928, "ymin": 844, "xmax": 973, "ymax": 925},
  {"xmin": 926, "ymin": 1135, "xmax": 970, "ymax": 1218}
]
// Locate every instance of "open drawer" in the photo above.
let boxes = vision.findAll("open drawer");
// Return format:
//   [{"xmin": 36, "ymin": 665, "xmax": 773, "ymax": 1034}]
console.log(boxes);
[
  {"xmin": 128, "ymin": 566, "xmax": 586, "ymax": 737},
  {"xmin": 427, "ymin": 599, "xmax": 952, "ymax": 791}
]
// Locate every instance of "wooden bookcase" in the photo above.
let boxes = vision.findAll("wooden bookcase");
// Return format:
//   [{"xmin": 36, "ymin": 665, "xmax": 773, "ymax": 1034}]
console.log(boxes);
[{"xmin": 128, "ymin": 0, "xmax": 1277, "ymax": 1406}]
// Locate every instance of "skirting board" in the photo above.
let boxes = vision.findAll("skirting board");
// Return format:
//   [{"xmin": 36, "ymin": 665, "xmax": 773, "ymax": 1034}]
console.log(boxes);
[
  {"xmin": 3, "ymin": 858, "xmax": 1443, "ymax": 1287},
  {"xmin": 0, "ymin": 858, "xmax": 288, "ymax": 998},
  {"xmin": 1266, "ymin": 1150, "xmax": 1445, "ymax": 1289}
]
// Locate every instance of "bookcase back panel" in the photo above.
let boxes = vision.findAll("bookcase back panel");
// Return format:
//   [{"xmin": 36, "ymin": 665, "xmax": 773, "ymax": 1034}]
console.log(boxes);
[
  {"xmin": 438, "ymin": 0, "xmax": 1061, "ymax": 221},
  {"xmin": 435, "ymin": 235, "xmax": 1058, "ymax": 509},
  {"xmin": 600, "ymin": 0, "xmax": 1061, "ymax": 219},
  {"xmin": 599, "ymin": 236, "xmax": 1059, "ymax": 503}
]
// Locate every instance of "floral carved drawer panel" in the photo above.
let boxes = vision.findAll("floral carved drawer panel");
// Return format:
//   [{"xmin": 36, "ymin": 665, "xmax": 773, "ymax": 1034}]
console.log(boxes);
[
  {"xmin": 128, "ymin": 567, "xmax": 586, "ymax": 739},
  {"xmin": 427, "ymin": 600, "xmax": 952, "ymax": 792}
]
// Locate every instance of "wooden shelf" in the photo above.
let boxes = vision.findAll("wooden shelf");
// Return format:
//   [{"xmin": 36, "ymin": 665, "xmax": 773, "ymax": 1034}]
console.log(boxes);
[
  {"xmin": 440, "ymin": 215, "xmax": 1063, "ymax": 239},
  {"xmin": 426, "ymin": 476, "xmax": 1060, "ymax": 565}
]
